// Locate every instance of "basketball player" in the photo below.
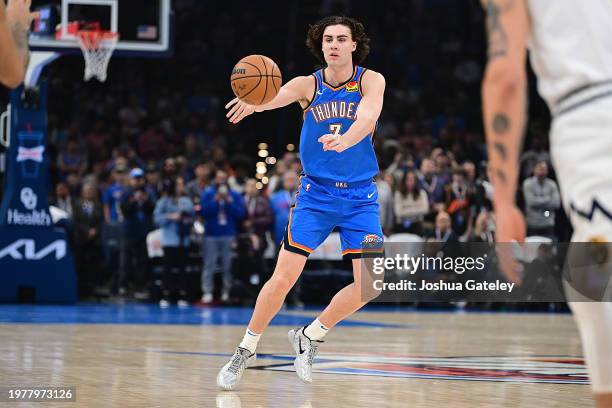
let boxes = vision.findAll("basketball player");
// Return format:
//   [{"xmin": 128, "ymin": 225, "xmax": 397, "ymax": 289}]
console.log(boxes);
[
  {"xmin": 481, "ymin": 1, "xmax": 612, "ymax": 406},
  {"xmin": 217, "ymin": 16, "xmax": 385, "ymax": 390},
  {"xmin": 0, "ymin": 0, "xmax": 34, "ymax": 88}
]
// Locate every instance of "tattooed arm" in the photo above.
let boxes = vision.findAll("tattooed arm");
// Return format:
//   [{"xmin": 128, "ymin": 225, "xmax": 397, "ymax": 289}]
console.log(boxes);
[
  {"xmin": 481, "ymin": 0, "xmax": 530, "ymax": 281},
  {"xmin": 482, "ymin": 0, "xmax": 529, "ymax": 205},
  {"xmin": 0, "ymin": 0, "xmax": 33, "ymax": 88}
]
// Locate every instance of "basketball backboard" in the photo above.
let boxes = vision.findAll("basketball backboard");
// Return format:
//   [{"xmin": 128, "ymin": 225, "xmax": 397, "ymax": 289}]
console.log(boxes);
[{"xmin": 29, "ymin": 0, "xmax": 173, "ymax": 57}]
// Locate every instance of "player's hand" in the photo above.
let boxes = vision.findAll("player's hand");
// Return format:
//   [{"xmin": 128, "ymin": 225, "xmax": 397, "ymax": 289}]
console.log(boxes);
[
  {"xmin": 494, "ymin": 203, "xmax": 526, "ymax": 284},
  {"xmin": 225, "ymin": 97, "xmax": 256, "ymax": 124},
  {"xmin": 319, "ymin": 133, "xmax": 348, "ymax": 153},
  {"xmin": 6, "ymin": 0, "xmax": 37, "ymax": 31}
]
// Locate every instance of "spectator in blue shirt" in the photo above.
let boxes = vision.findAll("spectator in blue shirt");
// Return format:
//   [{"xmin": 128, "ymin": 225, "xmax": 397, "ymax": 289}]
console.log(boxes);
[
  {"xmin": 103, "ymin": 166, "xmax": 127, "ymax": 223},
  {"xmin": 200, "ymin": 169, "xmax": 246, "ymax": 304},
  {"xmin": 269, "ymin": 170, "xmax": 299, "ymax": 246},
  {"xmin": 153, "ymin": 176, "xmax": 195, "ymax": 307},
  {"xmin": 101, "ymin": 165, "xmax": 127, "ymax": 294},
  {"xmin": 119, "ymin": 168, "xmax": 155, "ymax": 296},
  {"xmin": 268, "ymin": 170, "xmax": 303, "ymax": 307}
]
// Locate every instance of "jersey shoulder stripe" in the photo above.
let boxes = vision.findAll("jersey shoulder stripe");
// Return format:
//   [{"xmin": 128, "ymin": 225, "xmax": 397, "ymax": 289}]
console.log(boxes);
[
  {"xmin": 358, "ymin": 67, "xmax": 368, "ymax": 97},
  {"xmin": 302, "ymin": 74, "xmax": 319, "ymax": 112}
]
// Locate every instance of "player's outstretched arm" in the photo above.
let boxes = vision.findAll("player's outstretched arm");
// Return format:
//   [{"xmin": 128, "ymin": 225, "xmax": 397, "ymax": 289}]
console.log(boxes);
[
  {"xmin": 0, "ymin": 0, "xmax": 34, "ymax": 88},
  {"xmin": 225, "ymin": 75, "xmax": 312, "ymax": 124},
  {"xmin": 319, "ymin": 70, "xmax": 385, "ymax": 152},
  {"xmin": 481, "ymin": 0, "xmax": 529, "ymax": 282}
]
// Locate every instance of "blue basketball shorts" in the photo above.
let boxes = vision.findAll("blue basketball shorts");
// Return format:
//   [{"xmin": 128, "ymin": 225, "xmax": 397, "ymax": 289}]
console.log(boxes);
[{"xmin": 282, "ymin": 175, "xmax": 384, "ymax": 260}]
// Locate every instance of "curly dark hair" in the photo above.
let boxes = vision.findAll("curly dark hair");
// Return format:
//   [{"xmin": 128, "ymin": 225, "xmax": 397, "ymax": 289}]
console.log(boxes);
[{"xmin": 306, "ymin": 16, "xmax": 370, "ymax": 65}]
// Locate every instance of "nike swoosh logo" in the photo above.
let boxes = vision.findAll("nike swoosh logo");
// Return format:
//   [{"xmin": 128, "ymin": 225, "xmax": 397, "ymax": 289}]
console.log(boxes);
[
  {"xmin": 298, "ymin": 337, "xmax": 306, "ymax": 354},
  {"xmin": 317, "ymin": 90, "xmax": 324, "ymax": 95},
  {"xmin": 367, "ymin": 192, "xmax": 375, "ymax": 199}
]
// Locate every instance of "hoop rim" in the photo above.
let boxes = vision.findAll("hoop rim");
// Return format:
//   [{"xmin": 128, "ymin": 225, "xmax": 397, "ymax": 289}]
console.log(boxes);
[{"xmin": 76, "ymin": 29, "xmax": 119, "ymax": 50}]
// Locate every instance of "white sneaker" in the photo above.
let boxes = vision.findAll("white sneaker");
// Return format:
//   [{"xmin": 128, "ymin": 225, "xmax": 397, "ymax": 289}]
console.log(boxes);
[
  {"xmin": 177, "ymin": 299, "xmax": 189, "ymax": 308},
  {"xmin": 287, "ymin": 327, "xmax": 323, "ymax": 383},
  {"xmin": 217, "ymin": 347, "xmax": 257, "ymax": 391},
  {"xmin": 159, "ymin": 299, "xmax": 170, "ymax": 308},
  {"xmin": 202, "ymin": 293, "xmax": 213, "ymax": 304},
  {"xmin": 221, "ymin": 292, "xmax": 230, "ymax": 302}
]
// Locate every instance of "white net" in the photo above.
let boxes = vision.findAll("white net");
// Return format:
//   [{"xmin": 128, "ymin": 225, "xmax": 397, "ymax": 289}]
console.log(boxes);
[{"xmin": 76, "ymin": 31, "xmax": 118, "ymax": 82}]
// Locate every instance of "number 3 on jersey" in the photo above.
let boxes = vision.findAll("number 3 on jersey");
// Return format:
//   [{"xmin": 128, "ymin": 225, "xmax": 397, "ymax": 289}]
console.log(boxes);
[{"xmin": 329, "ymin": 123, "xmax": 342, "ymax": 136}]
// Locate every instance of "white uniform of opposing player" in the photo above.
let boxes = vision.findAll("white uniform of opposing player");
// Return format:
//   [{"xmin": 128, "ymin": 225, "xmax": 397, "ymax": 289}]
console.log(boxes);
[
  {"xmin": 528, "ymin": 0, "xmax": 612, "ymax": 242},
  {"xmin": 528, "ymin": 0, "xmax": 612, "ymax": 395},
  {"xmin": 483, "ymin": 0, "xmax": 612, "ymax": 403}
]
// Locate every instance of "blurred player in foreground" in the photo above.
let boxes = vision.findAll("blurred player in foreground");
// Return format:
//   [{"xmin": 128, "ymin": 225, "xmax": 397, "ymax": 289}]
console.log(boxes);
[
  {"xmin": 0, "ymin": 0, "xmax": 34, "ymax": 88},
  {"xmin": 481, "ymin": 1, "xmax": 612, "ymax": 406}
]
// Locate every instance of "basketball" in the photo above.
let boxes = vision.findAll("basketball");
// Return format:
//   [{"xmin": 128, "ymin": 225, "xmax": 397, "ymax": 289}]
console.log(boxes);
[{"xmin": 230, "ymin": 55, "xmax": 282, "ymax": 105}]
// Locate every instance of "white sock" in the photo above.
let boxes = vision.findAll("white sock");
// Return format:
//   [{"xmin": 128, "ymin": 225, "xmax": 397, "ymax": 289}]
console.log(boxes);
[
  {"xmin": 238, "ymin": 328, "xmax": 261, "ymax": 354},
  {"xmin": 303, "ymin": 318, "xmax": 329, "ymax": 341}
]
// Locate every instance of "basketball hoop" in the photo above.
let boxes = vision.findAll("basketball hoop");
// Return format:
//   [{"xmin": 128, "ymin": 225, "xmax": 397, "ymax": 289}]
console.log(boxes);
[{"xmin": 76, "ymin": 29, "xmax": 119, "ymax": 82}]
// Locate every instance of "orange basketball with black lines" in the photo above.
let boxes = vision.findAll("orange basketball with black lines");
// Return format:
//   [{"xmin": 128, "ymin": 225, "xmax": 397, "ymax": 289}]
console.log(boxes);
[{"xmin": 230, "ymin": 55, "xmax": 282, "ymax": 105}]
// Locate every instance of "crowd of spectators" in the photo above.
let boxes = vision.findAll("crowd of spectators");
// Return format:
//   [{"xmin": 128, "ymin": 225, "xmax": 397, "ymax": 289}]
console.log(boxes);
[
  {"xmin": 0, "ymin": 0, "xmax": 570, "ymax": 306},
  {"xmin": 38, "ymin": 141, "xmax": 569, "ymax": 306}
]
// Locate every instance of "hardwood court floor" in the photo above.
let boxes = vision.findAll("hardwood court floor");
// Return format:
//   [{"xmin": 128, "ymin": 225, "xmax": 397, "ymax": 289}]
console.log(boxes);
[{"xmin": 0, "ymin": 305, "xmax": 593, "ymax": 407}]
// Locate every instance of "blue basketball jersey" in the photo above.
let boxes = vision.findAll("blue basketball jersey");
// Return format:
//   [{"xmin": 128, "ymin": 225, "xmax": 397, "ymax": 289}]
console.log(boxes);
[{"xmin": 299, "ymin": 66, "xmax": 379, "ymax": 182}]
